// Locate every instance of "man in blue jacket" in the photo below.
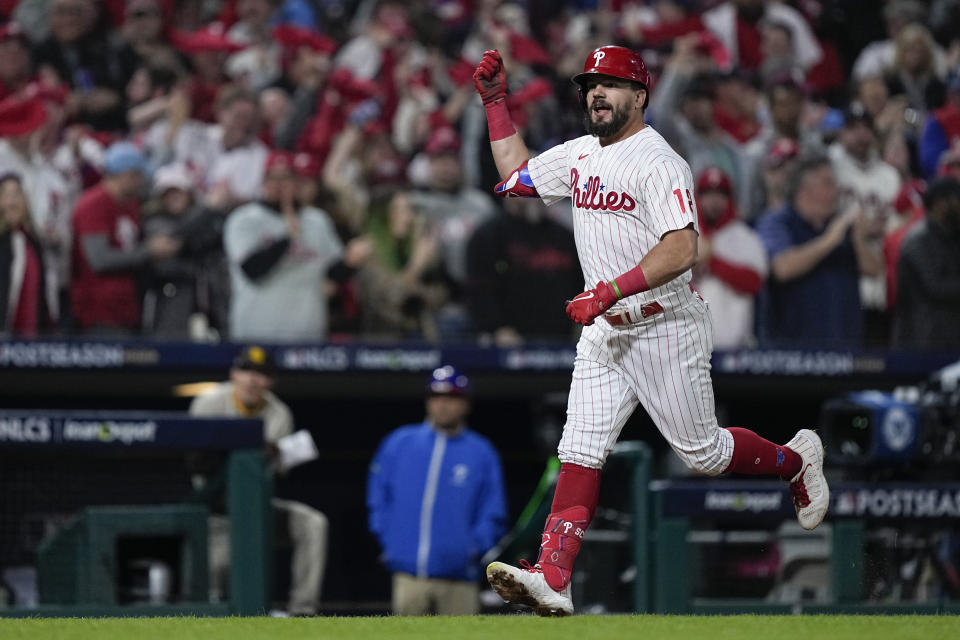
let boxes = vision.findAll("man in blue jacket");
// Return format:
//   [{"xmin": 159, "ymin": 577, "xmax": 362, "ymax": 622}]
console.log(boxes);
[{"xmin": 367, "ymin": 366, "xmax": 507, "ymax": 615}]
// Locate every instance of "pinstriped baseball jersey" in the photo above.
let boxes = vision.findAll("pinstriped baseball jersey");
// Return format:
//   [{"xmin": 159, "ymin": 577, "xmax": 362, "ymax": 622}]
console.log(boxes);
[
  {"xmin": 526, "ymin": 125, "xmax": 733, "ymax": 473},
  {"xmin": 527, "ymin": 126, "xmax": 698, "ymax": 304}
]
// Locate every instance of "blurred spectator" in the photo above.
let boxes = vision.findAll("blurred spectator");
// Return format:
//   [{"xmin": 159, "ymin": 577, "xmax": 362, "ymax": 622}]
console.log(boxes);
[
  {"xmin": 408, "ymin": 127, "xmax": 496, "ymax": 338},
  {"xmin": 743, "ymin": 75, "xmax": 822, "ymax": 220},
  {"xmin": 759, "ymin": 19, "xmax": 801, "ymax": 85},
  {"xmin": 144, "ymin": 86, "xmax": 268, "ymax": 207},
  {"xmin": 0, "ymin": 95, "xmax": 77, "ymax": 322},
  {"xmin": 223, "ymin": 151, "xmax": 371, "ymax": 341},
  {"xmin": 321, "ymin": 103, "xmax": 407, "ymax": 233},
  {"xmin": 114, "ymin": 0, "xmax": 184, "ymax": 89},
  {"xmin": 919, "ymin": 70, "xmax": 960, "ymax": 178},
  {"xmin": 883, "ymin": 178, "xmax": 927, "ymax": 310},
  {"xmin": 755, "ymin": 154, "xmax": 884, "ymax": 347},
  {"xmin": 884, "ymin": 23, "xmax": 947, "ymax": 117},
  {"xmin": 649, "ymin": 36, "xmax": 750, "ymax": 207},
  {"xmin": 269, "ymin": 24, "xmax": 337, "ymax": 152},
  {"xmin": 758, "ymin": 137, "xmax": 800, "ymax": 216},
  {"xmin": 701, "ymin": 0, "xmax": 822, "ymax": 74},
  {"xmin": 356, "ymin": 189, "xmax": 447, "ymax": 340},
  {"xmin": 829, "ymin": 103, "xmax": 901, "ymax": 343},
  {"xmin": 70, "ymin": 142, "xmax": 180, "ymax": 334},
  {"xmin": 691, "ymin": 167, "xmax": 767, "ymax": 349},
  {"xmin": 33, "ymin": 0, "xmax": 126, "ymax": 131},
  {"xmin": 852, "ymin": 1, "xmax": 949, "ymax": 82},
  {"xmin": 855, "ymin": 74, "xmax": 919, "ymax": 153},
  {"xmin": 712, "ymin": 69, "xmax": 761, "ymax": 144},
  {"xmin": 334, "ymin": 2, "xmax": 411, "ymax": 82},
  {"xmin": 0, "ymin": 173, "xmax": 54, "ymax": 335},
  {"xmin": 0, "ymin": 22, "xmax": 34, "ymax": 101},
  {"xmin": 202, "ymin": 87, "xmax": 270, "ymax": 206},
  {"xmin": 367, "ymin": 365, "xmax": 507, "ymax": 615},
  {"xmin": 141, "ymin": 163, "xmax": 229, "ymax": 339},
  {"xmin": 225, "ymin": 0, "xmax": 283, "ymax": 91},
  {"xmin": 892, "ymin": 177, "xmax": 960, "ymax": 349},
  {"xmin": 189, "ymin": 345, "xmax": 329, "ymax": 616},
  {"xmin": 465, "ymin": 196, "xmax": 580, "ymax": 346},
  {"xmin": 171, "ymin": 22, "xmax": 243, "ymax": 123},
  {"xmin": 125, "ymin": 63, "xmax": 182, "ymax": 141},
  {"xmin": 258, "ymin": 86, "xmax": 292, "ymax": 148}
]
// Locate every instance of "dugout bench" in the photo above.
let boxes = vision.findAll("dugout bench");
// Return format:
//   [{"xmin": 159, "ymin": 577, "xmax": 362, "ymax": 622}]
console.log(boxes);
[{"xmin": 0, "ymin": 412, "xmax": 272, "ymax": 618}]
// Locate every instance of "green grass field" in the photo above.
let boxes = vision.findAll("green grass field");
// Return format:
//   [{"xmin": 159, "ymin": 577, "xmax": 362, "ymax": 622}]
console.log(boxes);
[{"xmin": 2, "ymin": 615, "xmax": 959, "ymax": 640}]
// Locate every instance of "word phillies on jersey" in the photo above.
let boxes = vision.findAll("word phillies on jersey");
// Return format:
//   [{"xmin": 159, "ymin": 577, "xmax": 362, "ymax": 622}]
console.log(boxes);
[{"xmin": 570, "ymin": 168, "xmax": 636, "ymax": 212}]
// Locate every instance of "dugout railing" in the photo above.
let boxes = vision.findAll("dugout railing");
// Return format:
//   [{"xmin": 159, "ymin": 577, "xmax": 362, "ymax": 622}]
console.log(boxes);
[{"xmin": 0, "ymin": 412, "xmax": 272, "ymax": 618}]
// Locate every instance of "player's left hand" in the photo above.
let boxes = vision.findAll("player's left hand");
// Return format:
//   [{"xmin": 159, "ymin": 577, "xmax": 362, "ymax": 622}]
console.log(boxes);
[
  {"xmin": 565, "ymin": 281, "xmax": 618, "ymax": 326},
  {"xmin": 473, "ymin": 49, "xmax": 506, "ymax": 105}
]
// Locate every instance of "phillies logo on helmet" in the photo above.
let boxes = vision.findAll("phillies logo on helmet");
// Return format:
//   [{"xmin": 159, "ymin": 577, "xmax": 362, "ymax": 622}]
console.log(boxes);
[{"xmin": 572, "ymin": 45, "xmax": 652, "ymax": 110}]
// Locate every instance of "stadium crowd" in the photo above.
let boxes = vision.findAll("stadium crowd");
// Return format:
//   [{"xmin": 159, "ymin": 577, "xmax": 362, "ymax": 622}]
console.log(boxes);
[{"xmin": 0, "ymin": 0, "xmax": 957, "ymax": 349}]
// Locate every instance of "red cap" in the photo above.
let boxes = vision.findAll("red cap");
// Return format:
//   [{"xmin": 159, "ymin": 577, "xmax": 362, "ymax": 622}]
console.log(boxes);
[
  {"xmin": 264, "ymin": 150, "xmax": 294, "ymax": 173},
  {"xmin": 171, "ymin": 23, "xmax": 244, "ymax": 55},
  {"xmin": 696, "ymin": 167, "xmax": 733, "ymax": 195},
  {"xmin": 766, "ymin": 137, "xmax": 800, "ymax": 169},
  {"xmin": 292, "ymin": 152, "xmax": 321, "ymax": 179},
  {"xmin": 0, "ymin": 97, "xmax": 49, "ymax": 137},
  {"xmin": 272, "ymin": 25, "xmax": 337, "ymax": 55},
  {"xmin": 424, "ymin": 127, "xmax": 460, "ymax": 156}
]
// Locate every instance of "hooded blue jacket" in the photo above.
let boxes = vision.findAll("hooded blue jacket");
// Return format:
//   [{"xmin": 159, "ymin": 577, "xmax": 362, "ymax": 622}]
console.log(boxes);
[{"xmin": 367, "ymin": 422, "xmax": 507, "ymax": 581}]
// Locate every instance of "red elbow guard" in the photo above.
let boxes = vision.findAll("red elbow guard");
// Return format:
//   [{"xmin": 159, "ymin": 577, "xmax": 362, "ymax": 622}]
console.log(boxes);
[{"xmin": 494, "ymin": 161, "xmax": 539, "ymax": 198}]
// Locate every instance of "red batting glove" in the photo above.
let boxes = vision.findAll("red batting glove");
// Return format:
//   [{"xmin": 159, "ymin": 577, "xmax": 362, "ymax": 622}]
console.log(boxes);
[
  {"xmin": 472, "ymin": 49, "xmax": 506, "ymax": 105},
  {"xmin": 565, "ymin": 281, "xmax": 619, "ymax": 326}
]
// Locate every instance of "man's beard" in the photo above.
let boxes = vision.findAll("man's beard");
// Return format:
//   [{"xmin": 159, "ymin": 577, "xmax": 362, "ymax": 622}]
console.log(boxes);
[{"xmin": 584, "ymin": 102, "xmax": 632, "ymax": 138}]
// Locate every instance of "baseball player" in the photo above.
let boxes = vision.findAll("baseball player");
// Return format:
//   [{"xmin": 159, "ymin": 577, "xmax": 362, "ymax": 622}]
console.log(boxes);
[{"xmin": 472, "ymin": 46, "xmax": 829, "ymax": 616}]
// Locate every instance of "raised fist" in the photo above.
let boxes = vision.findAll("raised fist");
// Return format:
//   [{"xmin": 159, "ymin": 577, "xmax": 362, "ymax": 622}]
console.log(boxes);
[{"xmin": 472, "ymin": 49, "xmax": 506, "ymax": 105}]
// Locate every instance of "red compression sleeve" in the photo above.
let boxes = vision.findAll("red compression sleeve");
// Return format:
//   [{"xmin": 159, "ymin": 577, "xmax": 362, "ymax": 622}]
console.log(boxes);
[
  {"xmin": 610, "ymin": 264, "xmax": 650, "ymax": 300},
  {"xmin": 484, "ymin": 99, "xmax": 515, "ymax": 141},
  {"xmin": 551, "ymin": 462, "xmax": 602, "ymax": 521}
]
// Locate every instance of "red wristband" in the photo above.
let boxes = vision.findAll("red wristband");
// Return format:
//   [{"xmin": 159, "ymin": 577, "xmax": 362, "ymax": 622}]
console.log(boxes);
[
  {"xmin": 612, "ymin": 265, "xmax": 649, "ymax": 299},
  {"xmin": 484, "ymin": 99, "xmax": 515, "ymax": 141}
]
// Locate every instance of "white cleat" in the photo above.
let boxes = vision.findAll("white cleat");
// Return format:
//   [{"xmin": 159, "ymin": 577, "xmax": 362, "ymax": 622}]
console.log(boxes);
[
  {"xmin": 486, "ymin": 561, "xmax": 573, "ymax": 617},
  {"xmin": 785, "ymin": 429, "xmax": 829, "ymax": 530}
]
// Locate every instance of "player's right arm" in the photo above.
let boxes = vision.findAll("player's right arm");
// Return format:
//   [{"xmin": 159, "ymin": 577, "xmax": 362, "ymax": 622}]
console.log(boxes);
[{"xmin": 472, "ymin": 50, "xmax": 532, "ymax": 182}]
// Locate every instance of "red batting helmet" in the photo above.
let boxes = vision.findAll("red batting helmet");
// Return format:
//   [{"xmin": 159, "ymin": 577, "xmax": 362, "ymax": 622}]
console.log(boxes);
[{"xmin": 572, "ymin": 46, "xmax": 652, "ymax": 110}]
